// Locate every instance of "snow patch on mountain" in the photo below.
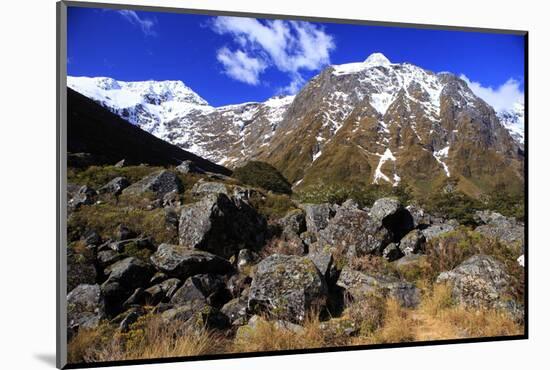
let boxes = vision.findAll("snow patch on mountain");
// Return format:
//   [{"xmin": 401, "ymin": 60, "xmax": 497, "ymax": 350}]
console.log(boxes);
[
  {"xmin": 433, "ymin": 146, "xmax": 451, "ymax": 177},
  {"xmin": 497, "ymin": 102, "xmax": 524, "ymax": 144},
  {"xmin": 373, "ymin": 148, "xmax": 399, "ymax": 186}
]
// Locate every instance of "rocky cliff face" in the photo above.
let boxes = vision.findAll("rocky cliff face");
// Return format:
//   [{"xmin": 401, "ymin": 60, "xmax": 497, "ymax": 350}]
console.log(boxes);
[
  {"xmin": 259, "ymin": 54, "xmax": 524, "ymax": 195},
  {"xmin": 68, "ymin": 53, "xmax": 524, "ymax": 197}
]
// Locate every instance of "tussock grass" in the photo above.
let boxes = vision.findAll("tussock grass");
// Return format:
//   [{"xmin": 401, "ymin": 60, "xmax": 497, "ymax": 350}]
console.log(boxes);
[
  {"xmin": 232, "ymin": 314, "xmax": 325, "ymax": 353},
  {"xmin": 249, "ymin": 192, "xmax": 296, "ymax": 220},
  {"xmin": 68, "ymin": 203, "xmax": 177, "ymax": 244},
  {"xmin": 440, "ymin": 307, "xmax": 522, "ymax": 337},
  {"xmin": 68, "ymin": 165, "xmax": 162, "ymax": 188},
  {"xmin": 351, "ymin": 298, "xmax": 415, "ymax": 345},
  {"xmin": 416, "ymin": 284, "xmax": 522, "ymax": 339},
  {"xmin": 68, "ymin": 316, "xmax": 225, "ymax": 364},
  {"xmin": 426, "ymin": 228, "xmax": 524, "ymax": 302}
]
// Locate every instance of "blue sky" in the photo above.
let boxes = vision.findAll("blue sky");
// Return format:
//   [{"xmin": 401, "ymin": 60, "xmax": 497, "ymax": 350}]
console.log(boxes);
[{"xmin": 67, "ymin": 6, "xmax": 525, "ymax": 108}]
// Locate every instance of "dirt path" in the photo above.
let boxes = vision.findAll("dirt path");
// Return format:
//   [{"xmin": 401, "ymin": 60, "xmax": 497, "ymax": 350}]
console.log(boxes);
[{"xmin": 409, "ymin": 311, "xmax": 459, "ymax": 341}]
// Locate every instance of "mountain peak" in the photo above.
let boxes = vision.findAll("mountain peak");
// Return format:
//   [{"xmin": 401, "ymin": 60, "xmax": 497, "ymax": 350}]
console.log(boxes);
[{"xmin": 364, "ymin": 52, "xmax": 391, "ymax": 66}]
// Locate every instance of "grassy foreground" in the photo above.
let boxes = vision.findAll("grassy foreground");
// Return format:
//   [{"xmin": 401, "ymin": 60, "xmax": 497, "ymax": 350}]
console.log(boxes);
[{"xmin": 68, "ymin": 283, "xmax": 522, "ymax": 363}]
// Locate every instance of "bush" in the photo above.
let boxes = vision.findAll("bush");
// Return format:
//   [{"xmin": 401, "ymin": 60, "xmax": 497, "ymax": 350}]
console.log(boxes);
[
  {"xmin": 421, "ymin": 190, "xmax": 483, "ymax": 225},
  {"xmin": 249, "ymin": 192, "xmax": 296, "ymax": 220},
  {"xmin": 233, "ymin": 161, "xmax": 292, "ymax": 194},
  {"xmin": 484, "ymin": 185, "xmax": 525, "ymax": 221},
  {"xmin": 296, "ymin": 183, "xmax": 412, "ymax": 208}
]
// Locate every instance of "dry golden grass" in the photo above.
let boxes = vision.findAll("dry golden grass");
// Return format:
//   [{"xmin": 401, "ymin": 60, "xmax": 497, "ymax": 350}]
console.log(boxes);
[
  {"xmin": 68, "ymin": 288, "xmax": 523, "ymax": 364},
  {"xmin": 232, "ymin": 314, "xmax": 325, "ymax": 353},
  {"xmin": 441, "ymin": 307, "xmax": 522, "ymax": 338},
  {"xmin": 369, "ymin": 298, "xmax": 416, "ymax": 343},
  {"xmin": 420, "ymin": 283, "xmax": 455, "ymax": 316},
  {"xmin": 68, "ymin": 316, "xmax": 227, "ymax": 364},
  {"xmin": 415, "ymin": 284, "xmax": 522, "ymax": 340}
]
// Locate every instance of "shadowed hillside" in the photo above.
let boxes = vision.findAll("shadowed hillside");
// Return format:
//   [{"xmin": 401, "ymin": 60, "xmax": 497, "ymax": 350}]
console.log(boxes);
[{"xmin": 67, "ymin": 88, "xmax": 231, "ymax": 176}]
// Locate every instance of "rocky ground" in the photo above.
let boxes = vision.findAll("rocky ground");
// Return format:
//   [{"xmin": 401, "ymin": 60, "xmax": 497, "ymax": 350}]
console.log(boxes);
[{"xmin": 66, "ymin": 160, "xmax": 525, "ymax": 364}]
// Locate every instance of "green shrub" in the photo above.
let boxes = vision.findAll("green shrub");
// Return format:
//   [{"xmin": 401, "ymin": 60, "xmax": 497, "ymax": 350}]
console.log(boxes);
[
  {"xmin": 233, "ymin": 161, "xmax": 292, "ymax": 194},
  {"xmin": 123, "ymin": 241, "xmax": 153, "ymax": 262},
  {"xmin": 483, "ymin": 186, "xmax": 525, "ymax": 221},
  {"xmin": 421, "ymin": 191, "xmax": 483, "ymax": 225},
  {"xmin": 296, "ymin": 183, "xmax": 412, "ymax": 208},
  {"xmin": 249, "ymin": 192, "xmax": 296, "ymax": 220}
]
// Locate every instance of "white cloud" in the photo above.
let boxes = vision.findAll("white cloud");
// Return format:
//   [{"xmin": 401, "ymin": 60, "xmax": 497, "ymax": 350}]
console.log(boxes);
[
  {"xmin": 217, "ymin": 47, "xmax": 266, "ymax": 85},
  {"xmin": 117, "ymin": 10, "xmax": 157, "ymax": 36},
  {"xmin": 211, "ymin": 16, "xmax": 335, "ymax": 90},
  {"xmin": 460, "ymin": 74, "xmax": 524, "ymax": 112}
]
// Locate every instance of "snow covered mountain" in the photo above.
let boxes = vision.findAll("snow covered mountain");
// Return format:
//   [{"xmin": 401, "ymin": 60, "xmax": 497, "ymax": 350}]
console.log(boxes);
[
  {"xmin": 497, "ymin": 102, "xmax": 525, "ymax": 145},
  {"xmin": 67, "ymin": 76, "xmax": 293, "ymax": 165},
  {"xmin": 68, "ymin": 53, "xmax": 524, "ymax": 196},
  {"xmin": 258, "ymin": 53, "xmax": 524, "ymax": 195}
]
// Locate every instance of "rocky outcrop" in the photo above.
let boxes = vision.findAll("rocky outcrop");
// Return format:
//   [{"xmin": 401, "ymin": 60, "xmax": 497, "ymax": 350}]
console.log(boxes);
[
  {"xmin": 436, "ymin": 254, "xmax": 521, "ymax": 318},
  {"xmin": 178, "ymin": 193, "xmax": 267, "ymax": 258},
  {"xmin": 171, "ymin": 274, "xmax": 230, "ymax": 308},
  {"xmin": 278, "ymin": 209, "xmax": 307, "ymax": 237},
  {"xmin": 302, "ymin": 203, "xmax": 336, "ymax": 234},
  {"xmin": 398, "ymin": 229, "xmax": 426, "ymax": 256},
  {"xmin": 221, "ymin": 298, "xmax": 249, "ymax": 326},
  {"xmin": 370, "ymin": 198, "xmax": 414, "ymax": 241},
  {"xmin": 422, "ymin": 221, "xmax": 457, "ymax": 241},
  {"xmin": 150, "ymin": 244, "xmax": 233, "ymax": 279},
  {"xmin": 474, "ymin": 211, "xmax": 524, "ymax": 245},
  {"xmin": 68, "ymin": 185, "xmax": 97, "ymax": 210},
  {"xmin": 101, "ymin": 257, "xmax": 154, "ymax": 316},
  {"xmin": 317, "ymin": 205, "xmax": 391, "ymax": 257},
  {"xmin": 122, "ymin": 170, "xmax": 181, "ymax": 199},
  {"xmin": 144, "ymin": 278, "xmax": 182, "ymax": 305},
  {"xmin": 248, "ymin": 254, "xmax": 328, "ymax": 323},
  {"xmin": 190, "ymin": 181, "xmax": 229, "ymax": 197},
  {"xmin": 406, "ymin": 204, "xmax": 432, "ymax": 228},
  {"xmin": 67, "ymin": 284, "xmax": 104, "ymax": 339},
  {"xmin": 176, "ymin": 160, "xmax": 205, "ymax": 174},
  {"xmin": 337, "ymin": 267, "xmax": 420, "ymax": 308},
  {"xmin": 98, "ymin": 177, "xmax": 130, "ymax": 196}
]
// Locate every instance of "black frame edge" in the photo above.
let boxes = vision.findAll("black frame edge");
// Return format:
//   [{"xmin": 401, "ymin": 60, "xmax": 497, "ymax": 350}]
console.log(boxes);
[{"xmin": 58, "ymin": 1, "xmax": 529, "ymax": 369}]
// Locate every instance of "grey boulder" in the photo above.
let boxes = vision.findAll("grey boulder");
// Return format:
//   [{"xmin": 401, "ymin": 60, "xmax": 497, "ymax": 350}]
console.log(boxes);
[
  {"xmin": 302, "ymin": 203, "xmax": 336, "ymax": 234},
  {"xmin": 317, "ymin": 206, "xmax": 391, "ymax": 256},
  {"xmin": 122, "ymin": 170, "xmax": 181, "ymax": 199},
  {"xmin": 474, "ymin": 211, "xmax": 524, "ymax": 245},
  {"xmin": 150, "ymin": 244, "xmax": 233, "ymax": 279},
  {"xmin": 67, "ymin": 284, "xmax": 104, "ymax": 339},
  {"xmin": 399, "ymin": 229, "xmax": 426, "ymax": 256},
  {"xmin": 436, "ymin": 254, "xmax": 521, "ymax": 318},
  {"xmin": 176, "ymin": 160, "xmax": 205, "ymax": 174},
  {"xmin": 248, "ymin": 254, "xmax": 328, "ymax": 323},
  {"xmin": 178, "ymin": 193, "xmax": 267, "ymax": 258},
  {"xmin": 337, "ymin": 267, "xmax": 420, "ymax": 308},
  {"xmin": 421, "ymin": 222, "xmax": 457, "ymax": 241},
  {"xmin": 98, "ymin": 177, "xmax": 130, "ymax": 196},
  {"xmin": 191, "ymin": 181, "xmax": 228, "ymax": 196}
]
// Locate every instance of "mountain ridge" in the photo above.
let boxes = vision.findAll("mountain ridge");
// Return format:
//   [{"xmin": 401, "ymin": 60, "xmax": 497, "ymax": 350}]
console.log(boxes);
[{"xmin": 68, "ymin": 53, "xmax": 524, "ymax": 197}]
